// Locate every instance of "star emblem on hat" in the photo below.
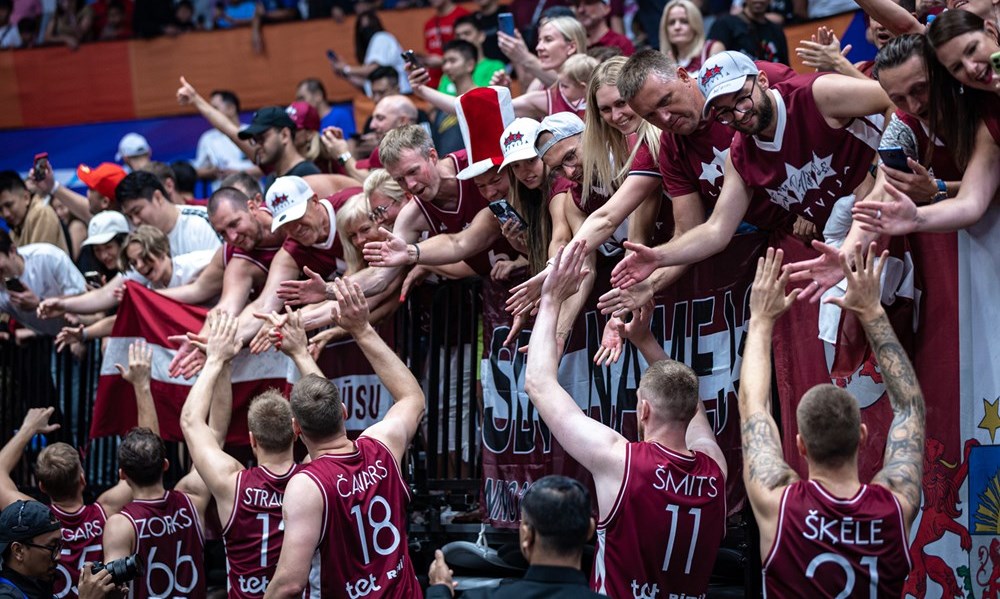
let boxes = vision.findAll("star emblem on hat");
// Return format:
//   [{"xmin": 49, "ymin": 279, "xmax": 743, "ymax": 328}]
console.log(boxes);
[
  {"xmin": 701, "ymin": 65, "xmax": 723, "ymax": 88},
  {"xmin": 271, "ymin": 193, "xmax": 289, "ymax": 209},
  {"xmin": 503, "ymin": 131, "xmax": 524, "ymax": 148}
]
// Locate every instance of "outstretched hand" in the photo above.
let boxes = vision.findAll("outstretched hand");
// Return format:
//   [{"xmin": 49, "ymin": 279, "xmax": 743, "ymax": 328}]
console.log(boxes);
[
  {"xmin": 362, "ymin": 228, "xmax": 411, "ymax": 267},
  {"xmin": 176, "ymin": 76, "xmax": 201, "ymax": 106},
  {"xmin": 609, "ymin": 241, "xmax": 660, "ymax": 290},
  {"xmin": 264, "ymin": 306, "xmax": 308, "ymax": 356},
  {"xmin": 168, "ymin": 334, "xmax": 207, "ymax": 379},
  {"xmin": 540, "ymin": 241, "xmax": 589, "ymax": 303},
  {"xmin": 330, "ymin": 277, "xmax": 371, "ymax": 335},
  {"xmin": 822, "ymin": 241, "xmax": 887, "ymax": 322},
  {"xmin": 115, "ymin": 339, "xmax": 154, "ymax": 387},
  {"xmin": 506, "ymin": 267, "xmax": 547, "ymax": 315},
  {"xmin": 852, "ymin": 184, "xmax": 920, "ymax": 236},
  {"xmin": 749, "ymin": 248, "xmax": 801, "ymax": 324},
  {"xmin": 19, "ymin": 407, "xmax": 60, "ymax": 437},
  {"xmin": 203, "ymin": 311, "xmax": 242, "ymax": 363},
  {"xmin": 277, "ymin": 266, "xmax": 329, "ymax": 306},
  {"xmin": 783, "ymin": 240, "xmax": 848, "ymax": 303}
]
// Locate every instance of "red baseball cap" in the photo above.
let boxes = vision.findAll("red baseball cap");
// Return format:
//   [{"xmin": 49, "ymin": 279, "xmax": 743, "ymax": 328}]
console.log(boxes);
[
  {"xmin": 286, "ymin": 101, "xmax": 320, "ymax": 132},
  {"xmin": 76, "ymin": 162, "xmax": 127, "ymax": 201}
]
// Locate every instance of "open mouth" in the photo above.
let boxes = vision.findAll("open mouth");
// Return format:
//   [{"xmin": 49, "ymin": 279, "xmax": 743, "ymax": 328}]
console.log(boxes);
[{"xmin": 976, "ymin": 67, "xmax": 993, "ymax": 84}]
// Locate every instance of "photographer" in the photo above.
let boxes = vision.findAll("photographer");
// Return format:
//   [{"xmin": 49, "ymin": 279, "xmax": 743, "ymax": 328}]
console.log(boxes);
[{"xmin": 0, "ymin": 500, "xmax": 62, "ymax": 599}]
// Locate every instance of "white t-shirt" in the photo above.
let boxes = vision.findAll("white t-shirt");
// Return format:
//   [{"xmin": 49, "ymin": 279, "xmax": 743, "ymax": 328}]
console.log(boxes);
[
  {"xmin": 125, "ymin": 249, "xmax": 215, "ymax": 289},
  {"xmin": 0, "ymin": 243, "xmax": 86, "ymax": 335},
  {"xmin": 168, "ymin": 206, "xmax": 222, "ymax": 256},
  {"xmin": 364, "ymin": 31, "xmax": 412, "ymax": 96},
  {"xmin": 194, "ymin": 127, "xmax": 256, "ymax": 172}
]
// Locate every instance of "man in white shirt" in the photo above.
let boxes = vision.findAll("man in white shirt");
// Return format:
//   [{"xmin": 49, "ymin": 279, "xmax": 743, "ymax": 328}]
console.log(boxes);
[
  {"xmin": 0, "ymin": 230, "xmax": 85, "ymax": 336},
  {"xmin": 193, "ymin": 90, "xmax": 260, "ymax": 189},
  {"xmin": 116, "ymin": 170, "xmax": 221, "ymax": 256}
]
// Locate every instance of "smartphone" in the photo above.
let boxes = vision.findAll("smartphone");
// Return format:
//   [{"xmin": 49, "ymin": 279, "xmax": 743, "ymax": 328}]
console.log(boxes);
[
  {"xmin": 326, "ymin": 49, "xmax": 338, "ymax": 62},
  {"xmin": 401, "ymin": 50, "xmax": 422, "ymax": 69},
  {"xmin": 878, "ymin": 147, "xmax": 912, "ymax": 174},
  {"xmin": 32, "ymin": 152, "xmax": 48, "ymax": 183},
  {"xmin": 991, "ymin": 51, "xmax": 1000, "ymax": 75},
  {"xmin": 4, "ymin": 277, "xmax": 26, "ymax": 293},
  {"xmin": 498, "ymin": 12, "xmax": 515, "ymax": 37},
  {"xmin": 84, "ymin": 271, "xmax": 103, "ymax": 287},
  {"xmin": 488, "ymin": 200, "xmax": 527, "ymax": 230}
]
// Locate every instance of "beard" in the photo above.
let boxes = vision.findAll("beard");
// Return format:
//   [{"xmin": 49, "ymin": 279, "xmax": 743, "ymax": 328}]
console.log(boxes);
[{"xmin": 732, "ymin": 92, "xmax": 774, "ymax": 136}]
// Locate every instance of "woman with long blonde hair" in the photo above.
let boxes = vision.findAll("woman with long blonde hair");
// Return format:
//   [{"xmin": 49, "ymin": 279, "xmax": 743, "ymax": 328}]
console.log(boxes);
[{"xmin": 659, "ymin": 0, "xmax": 725, "ymax": 71}]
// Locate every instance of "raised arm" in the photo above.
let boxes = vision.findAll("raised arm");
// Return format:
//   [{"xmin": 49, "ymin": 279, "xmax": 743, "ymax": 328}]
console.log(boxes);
[
  {"xmin": 177, "ymin": 76, "xmax": 255, "ymax": 159},
  {"xmin": 363, "ymin": 208, "xmax": 502, "ymax": 268},
  {"xmin": 234, "ymin": 249, "xmax": 301, "ymax": 347},
  {"xmin": 180, "ymin": 311, "xmax": 245, "ymax": 522},
  {"xmin": 851, "ymin": 0, "xmax": 923, "ymax": 35},
  {"xmin": 739, "ymin": 248, "xmax": 801, "ymax": 535},
  {"xmin": 333, "ymin": 278, "xmax": 425, "ymax": 463},
  {"xmin": 37, "ymin": 274, "xmax": 124, "ymax": 319},
  {"xmin": 812, "ymin": 75, "xmax": 891, "ymax": 122},
  {"xmin": 825, "ymin": 242, "xmax": 924, "ymax": 526},
  {"xmin": 114, "ymin": 340, "xmax": 160, "ymax": 435},
  {"xmin": 265, "ymin": 307, "xmax": 324, "ymax": 378},
  {"xmin": 0, "ymin": 408, "xmax": 59, "ymax": 506},
  {"xmin": 524, "ymin": 242, "xmax": 628, "ymax": 515}
]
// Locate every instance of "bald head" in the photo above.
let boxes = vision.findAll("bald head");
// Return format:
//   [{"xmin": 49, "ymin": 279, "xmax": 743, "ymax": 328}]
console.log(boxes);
[{"xmin": 372, "ymin": 95, "xmax": 418, "ymax": 136}]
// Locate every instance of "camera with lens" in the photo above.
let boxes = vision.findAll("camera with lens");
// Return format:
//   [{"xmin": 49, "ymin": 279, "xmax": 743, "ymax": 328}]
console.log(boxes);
[{"xmin": 91, "ymin": 554, "xmax": 143, "ymax": 584}]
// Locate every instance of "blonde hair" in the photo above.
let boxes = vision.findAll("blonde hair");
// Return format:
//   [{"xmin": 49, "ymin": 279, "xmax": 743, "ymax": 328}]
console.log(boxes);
[
  {"xmin": 659, "ymin": 0, "xmax": 708, "ymax": 67},
  {"xmin": 248, "ymin": 389, "xmax": 295, "ymax": 452},
  {"xmin": 540, "ymin": 16, "xmax": 588, "ymax": 66},
  {"xmin": 119, "ymin": 224, "xmax": 170, "ymax": 272},
  {"xmin": 506, "ymin": 166, "xmax": 553, "ymax": 275},
  {"xmin": 560, "ymin": 54, "xmax": 599, "ymax": 87},
  {"xmin": 363, "ymin": 169, "xmax": 407, "ymax": 206},
  {"xmin": 379, "ymin": 124, "xmax": 434, "ymax": 167},
  {"xmin": 303, "ymin": 130, "xmax": 322, "ymax": 162},
  {"xmin": 335, "ymin": 193, "xmax": 370, "ymax": 274},
  {"xmin": 581, "ymin": 57, "xmax": 662, "ymax": 208},
  {"xmin": 36, "ymin": 443, "xmax": 83, "ymax": 501}
]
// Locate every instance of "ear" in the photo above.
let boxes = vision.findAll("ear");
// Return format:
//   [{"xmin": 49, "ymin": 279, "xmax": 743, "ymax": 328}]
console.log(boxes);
[
  {"xmin": 586, "ymin": 517, "xmax": 596, "ymax": 542},
  {"xmin": 795, "ymin": 434, "xmax": 807, "ymax": 458},
  {"xmin": 248, "ymin": 431, "xmax": 258, "ymax": 450},
  {"xmin": 118, "ymin": 468, "xmax": 126, "ymax": 481},
  {"xmin": 639, "ymin": 397, "xmax": 651, "ymax": 423},
  {"xmin": 292, "ymin": 418, "xmax": 302, "ymax": 436},
  {"xmin": 342, "ymin": 403, "xmax": 348, "ymax": 421},
  {"xmin": 677, "ymin": 66, "xmax": 691, "ymax": 82},
  {"xmin": 757, "ymin": 69, "xmax": 770, "ymax": 92},
  {"xmin": 858, "ymin": 422, "xmax": 868, "ymax": 446},
  {"xmin": 38, "ymin": 481, "xmax": 48, "ymax": 496},
  {"xmin": 428, "ymin": 148, "xmax": 439, "ymax": 164},
  {"xmin": 162, "ymin": 458, "xmax": 169, "ymax": 472}
]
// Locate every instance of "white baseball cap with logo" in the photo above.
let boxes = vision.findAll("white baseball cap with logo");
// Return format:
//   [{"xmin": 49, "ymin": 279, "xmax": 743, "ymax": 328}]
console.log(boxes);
[
  {"xmin": 698, "ymin": 51, "xmax": 761, "ymax": 118},
  {"xmin": 81, "ymin": 210, "xmax": 130, "ymax": 247},
  {"xmin": 499, "ymin": 118, "xmax": 541, "ymax": 170},
  {"xmin": 265, "ymin": 176, "xmax": 316, "ymax": 232}
]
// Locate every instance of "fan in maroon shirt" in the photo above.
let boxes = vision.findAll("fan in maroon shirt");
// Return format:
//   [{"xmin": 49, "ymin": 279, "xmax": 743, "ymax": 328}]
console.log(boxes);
[
  {"xmin": 739, "ymin": 245, "xmax": 924, "ymax": 599},
  {"xmin": 611, "ymin": 51, "xmax": 892, "ymax": 293},
  {"xmin": 576, "ymin": 0, "xmax": 634, "ymax": 56}
]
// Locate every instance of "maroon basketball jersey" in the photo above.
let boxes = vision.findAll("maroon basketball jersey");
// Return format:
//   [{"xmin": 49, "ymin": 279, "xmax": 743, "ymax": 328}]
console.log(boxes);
[
  {"xmin": 120, "ymin": 491, "xmax": 206, "ymax": 599},
  {"xmin": 222, "ymin": 464, "xmax": 304, "ymax": 598},
  {"xmin": 223, "ymin": 243, "xmax": 283, "ymax": 274},
  {"xmin": 730, "ymin": 73, "xmax": 882, "ymax": 228},
  {"xmin": 592, "ymin": 442, "xmax": 726, "ymax": 599},
  {"xmin": 763, "ymin": 481, "xmax": 911, "ymax": 599},
  {"xmin": 413, "ymin": 151, "xmax": 520, "ymax": 275},
  {"xmin": 546, "ymin": 86, "xmax": 587, "ymax": 119},
  {"xmin": 300, "ymin": 437, "xmax": 420, "ymax": 598},
  {"xmin": 282, "ymin": 189, "xmax": 359, "ymax": 278},
  {"xmin": 895, "ymin": 110, "xmax": 962, "ymax": 182},
  {"xmin": 51, "ymin": 502, "xmax": 107, "ymax": 599}
]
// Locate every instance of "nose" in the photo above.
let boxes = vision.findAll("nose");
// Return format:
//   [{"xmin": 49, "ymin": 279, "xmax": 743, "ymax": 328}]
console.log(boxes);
[
  {"xmin": 226, "ymin": 229, "xmax": 239, "ymax": 243},
  {"xmin": 563, "ymin": 165, "xmax": 578, "ymax": 180},
  {"xmin": 963, "ymin": 58, "xmax": 979, "ymax": 78},
  {"xmin": 129, "ymin": 215, "xmax": 142, "ymax": 226}
]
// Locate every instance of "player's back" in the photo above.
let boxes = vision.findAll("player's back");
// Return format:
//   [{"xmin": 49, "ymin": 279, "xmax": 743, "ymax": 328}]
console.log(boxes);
[
  {"xmin": 592, "ymin": 441, "xmax": 726, "ymax": 599},
  {"xmin": 763, "ymin": 480, "xmax": 911, "ymax": 599},
  {"xmin": 51, "ymin": 502, "xmax": 107, "ymax": 599},
  {"xmin": 120, "ymin": 490, "xmax": 206, "ymax": 599},
  {"xmin": 301, "ymin": 436, "xmax": 420, "ymax": 598},
  {"xmin": 223, "ymin": 464, "xmax": 303, "ymax": 598}
]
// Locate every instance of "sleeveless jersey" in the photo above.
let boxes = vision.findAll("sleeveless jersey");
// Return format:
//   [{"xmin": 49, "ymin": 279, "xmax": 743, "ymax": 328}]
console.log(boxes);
[
  {"xmin": 895, "ymin": 110, "xmax": 962, "ymax": 182},
  {"xmin": 413, "ymin": 150, "xmax": 520, "ymax": 275},
  {"xmin": 282, "ymin": 189, "xmax": 359, "ymax": 278},
  {"xmin": 592, "ymin": 442, "xmax": 727, "ymax": 599},
  {"xmin": 223, "ymin": 243, "xmax": 282, "ymax": 274},
  {"xmin": 120, "ymin": 491, "xmax": 206, "ymax": 599},
  {"xmin": 51, "ymin": 503, "xmax": 107, "ymax": 599},
  {"xmin": 546, "ymin": 86, "xmax": 587, "ymax": 119},
  {"xmin": 300, "ymin": 436, "xmax": 420, "ymax": 598},
  {"xmin": 730, "ymin": 73, "xmax": 883, "ymax": 228},
  {"xmin": 222, "ymin": 464, "xmax": 304, "ymax": 598},
  {"xmin": 763, "ymin": 481, "xmax": 911, "ymax": 599}
]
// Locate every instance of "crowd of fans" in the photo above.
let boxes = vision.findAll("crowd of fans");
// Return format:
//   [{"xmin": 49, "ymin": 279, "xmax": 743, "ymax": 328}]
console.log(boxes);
[{"xmin": 3, "ymin": 0, "xmax": 998, "ymax": 594}]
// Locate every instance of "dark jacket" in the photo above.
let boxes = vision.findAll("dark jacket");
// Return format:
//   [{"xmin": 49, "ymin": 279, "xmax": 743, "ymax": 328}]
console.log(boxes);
[
  {"xmin": 0, "ymin": 567, "xmax": 53, "ymax": 599},
  {"xmin": 425, "ymin": 565, "xmax": 608, "ymax": 598}
]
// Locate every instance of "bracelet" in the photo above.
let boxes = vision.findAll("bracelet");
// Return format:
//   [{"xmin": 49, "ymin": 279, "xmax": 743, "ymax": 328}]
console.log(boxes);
[
  {"xmin": 337, "ymin": 151, "xmax": 352, "ymax": 166},
  {"xmin": 933, "ymin": 179, "xmax": 948, "ymax": 202},
  {"xmin": 411, "ymin": 243, "xmax": 421, "ymax": 265},
  {"xmin": 80, "ymin": 326, "xmax": 88, "ymax": 342}
]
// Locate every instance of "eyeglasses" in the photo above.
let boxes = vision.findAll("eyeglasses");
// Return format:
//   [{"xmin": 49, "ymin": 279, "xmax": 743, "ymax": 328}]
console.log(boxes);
[
  {"xmin": 552, "ymin": 149, "xmax": 579, "ymax": 178},
  {"xmin": 18, "ymin": 541, "xmax": 62, "ymax": 560},
  {"xmin": 713, "ymin": 77, "xmax": 757, "ymax": 125},
  {"xmin": 367, "ymin": 198, "xmax": 401, "ymax": 223}
]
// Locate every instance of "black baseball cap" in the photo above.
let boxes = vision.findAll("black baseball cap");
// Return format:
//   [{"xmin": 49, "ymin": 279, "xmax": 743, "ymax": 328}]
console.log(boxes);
[
  {"xmin": 0, "ymin": 500, "xmax": 61, "ymax": 554},
  {"xmin": 238, "ymin": 106, "xmax": 298, "ymax": 139}
]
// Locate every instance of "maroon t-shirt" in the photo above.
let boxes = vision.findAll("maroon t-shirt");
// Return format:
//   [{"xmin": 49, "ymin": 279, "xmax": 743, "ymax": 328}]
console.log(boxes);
[
  {"xmin": 300, "ymin": 437, "xmax": 421, "ymax": 598},
  {"xmin": 223, "ymin": 243, "xmax": 282, "ymax": 274},
  {"xmin": 120, "ymin": 491, "xmax": 206, "ymax": 599},
  {"xmin": 592, "ymin": 442, "xmax": 727, "ymax": 598},
  {"xmin": 591, "ymin": 28, "xmax": 635, "ymax": 56},
  {"xmin": 763, "ymin": 481, "xmax": 911, "ymax": 598},
  {"xmin": 52, "ymin": 503, "xmax": 107, "ymax": 599},
  {"xmin": 730, "ymin": 73, "xmax": 882, "ymax": 228},
  {"xmin": 413, "ymin": 150, "xmax": 521, "ymax": 274},
  {"xmin": 546, "ymin": 86, "xmax": 587, "ymax": 119},
  {"xmin": 222, "ymin": 464, "xmax": 304, "ymax": 598},
  {"xmin": 282, "ymin": 188, "xmax": 360, "ymax": 278},
  {"xmin": 357, "ymin": 146, "xmax": 382, "ymax": 171}
]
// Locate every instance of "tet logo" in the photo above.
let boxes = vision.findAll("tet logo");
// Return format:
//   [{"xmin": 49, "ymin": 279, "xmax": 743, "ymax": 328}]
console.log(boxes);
[{"xmin": 700, "ymin": 65, "xmax": 723, "ymax": 88}]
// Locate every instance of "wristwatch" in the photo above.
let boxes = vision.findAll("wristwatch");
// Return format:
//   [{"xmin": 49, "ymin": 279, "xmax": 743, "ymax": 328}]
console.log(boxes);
[
  {"xmin": 933, "ymin": 179, "xmax": 947, "ymax": 202},
  {"xmin": 337, "ymin": 151, "xmax": 352, "ymax": 166}
]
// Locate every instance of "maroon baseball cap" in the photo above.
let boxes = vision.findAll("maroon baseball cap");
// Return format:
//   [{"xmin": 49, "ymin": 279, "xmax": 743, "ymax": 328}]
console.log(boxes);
[{"xmin": 286, "ymin": 102, "xmax": 320, "ymax": 132}]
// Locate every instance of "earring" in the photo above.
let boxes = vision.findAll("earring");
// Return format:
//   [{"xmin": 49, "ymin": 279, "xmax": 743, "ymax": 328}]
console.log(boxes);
[{"xmin": 959, "ymin": 84, "xmax": 965, "ymax": 95}]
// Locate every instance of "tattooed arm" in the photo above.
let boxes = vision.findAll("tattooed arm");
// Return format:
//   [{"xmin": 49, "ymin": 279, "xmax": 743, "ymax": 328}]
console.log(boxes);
[
  {"xmin": 828, "ymin": 242, "xmax": 925, "ymax": 531},
  {"xmin": 739, "ymin": 248, "xmax": 802, "ymax": 552}
]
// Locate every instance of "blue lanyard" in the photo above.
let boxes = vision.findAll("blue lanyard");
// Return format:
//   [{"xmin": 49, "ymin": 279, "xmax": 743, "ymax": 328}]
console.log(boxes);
[{"xmin": 0, "ymin": 577, "xmax": 28, "ymax": 599}]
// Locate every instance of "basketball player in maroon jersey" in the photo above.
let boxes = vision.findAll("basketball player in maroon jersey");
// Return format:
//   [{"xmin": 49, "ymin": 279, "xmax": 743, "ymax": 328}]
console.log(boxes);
[
  {"xmin": 525, "ymin": 240, "xmax": 728, "ymax": 599},
  {"xmin": 0, "ymin": 341, "xmax": 162, "ymax": 599},
  {"xmin": 740, "ymin": 244, "xmax": 923, "ymax": 597},
  {"xmin": 178, "ymin": 311, "xmax": 301, "ymax": 599},
  {"xmin": 610, "ymin": 51, "xmax": 892, "ymax": 294},
  {"xmin": 263, "ymin": 278, "xmax": 425, "ymax": 598}
]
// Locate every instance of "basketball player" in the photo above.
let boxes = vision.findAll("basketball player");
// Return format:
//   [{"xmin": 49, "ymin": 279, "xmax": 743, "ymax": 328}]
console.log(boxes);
[
  {"xmin": 739, "ymin": 244, "xmax": 923, "ymax": 596},
  {"xmin": 263, "ymin": 278, "xmax": 425, "ymax": 598},
  {"xmin": 524, "ymin": 241, "xmax": 728, "ymax": 598},
  {"xmin": 179, "ymin": 311, "xmax": 301, "ymax": 598}
]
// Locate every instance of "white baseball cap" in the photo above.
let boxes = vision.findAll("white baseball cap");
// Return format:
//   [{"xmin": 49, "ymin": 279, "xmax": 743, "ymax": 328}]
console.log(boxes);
[
  {"xmin": 115, "ymin": 133, "xmax": 151, "ymax": 161},
  {"xmin": 266, "ymin": 176, "xmax": 315, "ymax": 232},
  {"xmin": 698, "ymin": 51, "xmax": 760, "ymax": 118},
  {"xmin": 535, "ymin": 112, "xmax": 584, "ymax": 158},
  {"xmin": 499, "ymin": 118, "xmax": 541, "ymax": 170},
  {"xmin": 82, "ymin": 210, "xmax": 130, "ymax": 247}
]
